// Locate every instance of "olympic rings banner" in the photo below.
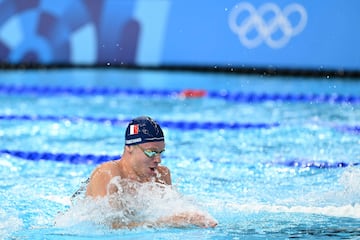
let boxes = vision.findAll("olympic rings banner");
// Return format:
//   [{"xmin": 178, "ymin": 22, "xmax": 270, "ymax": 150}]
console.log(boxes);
[{"xmin": 0, "ymin": 0, "xmax": 359, "ymax": 71}]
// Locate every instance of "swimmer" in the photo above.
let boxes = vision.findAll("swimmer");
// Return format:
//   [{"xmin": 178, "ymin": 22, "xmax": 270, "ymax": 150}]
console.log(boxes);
[{"xmin": 84, "ymin": 116, "xmax": 218, "ymax": 228}]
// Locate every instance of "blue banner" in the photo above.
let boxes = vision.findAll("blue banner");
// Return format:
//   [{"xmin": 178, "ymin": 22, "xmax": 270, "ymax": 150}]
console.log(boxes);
[{"xmin": 0, "ymin": 0, "xmax": 359, "ymax": 71}]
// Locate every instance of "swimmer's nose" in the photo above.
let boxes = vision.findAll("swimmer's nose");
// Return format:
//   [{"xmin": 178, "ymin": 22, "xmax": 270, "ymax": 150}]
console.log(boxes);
[{"xmin": 153, "ymin": 154, "xmax": 161, "ymax": 163}]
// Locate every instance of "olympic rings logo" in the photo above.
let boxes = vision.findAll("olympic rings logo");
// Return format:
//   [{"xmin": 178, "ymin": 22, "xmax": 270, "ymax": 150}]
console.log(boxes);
[{"xmin": 228, "ymin": 2, "xmax": 307, "ymax": 48}]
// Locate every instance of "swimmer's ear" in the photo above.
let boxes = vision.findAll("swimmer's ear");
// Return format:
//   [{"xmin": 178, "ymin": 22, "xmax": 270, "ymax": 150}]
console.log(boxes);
[{"xmin": 125, "ymin": 145, "xmax": 133, "ymax": 153}]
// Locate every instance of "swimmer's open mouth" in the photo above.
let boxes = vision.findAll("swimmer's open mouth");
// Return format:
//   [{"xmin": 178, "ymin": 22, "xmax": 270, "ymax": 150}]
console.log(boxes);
[{"xmin": 150, "ymin": 167, "xmax": 156, "ymax": 172}]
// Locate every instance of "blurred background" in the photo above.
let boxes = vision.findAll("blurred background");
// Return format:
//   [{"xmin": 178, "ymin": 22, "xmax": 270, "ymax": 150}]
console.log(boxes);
[{"xmin": 0, "ymin": 0, "xmax": 359, "ymax": 76}]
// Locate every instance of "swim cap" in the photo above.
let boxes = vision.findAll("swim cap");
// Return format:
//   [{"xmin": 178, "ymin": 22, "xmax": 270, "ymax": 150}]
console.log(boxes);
[{"xmin": 125, "ymin": 116, "xmax": 164, "ymax": 146}]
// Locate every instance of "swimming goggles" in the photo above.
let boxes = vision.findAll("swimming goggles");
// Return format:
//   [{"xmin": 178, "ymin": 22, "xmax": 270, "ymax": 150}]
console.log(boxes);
[{"xmin": 136, "ymin": 145, "xmax": 165, "ymax": 158}]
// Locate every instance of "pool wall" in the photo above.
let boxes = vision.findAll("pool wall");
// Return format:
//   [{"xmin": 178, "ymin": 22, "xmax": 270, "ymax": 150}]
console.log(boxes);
[{"xmin": 0, "ymin": 0, "xmax": 359, "ymax": 74}]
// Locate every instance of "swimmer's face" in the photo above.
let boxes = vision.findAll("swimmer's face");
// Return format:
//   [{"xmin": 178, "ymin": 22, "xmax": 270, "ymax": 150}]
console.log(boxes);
[{"xmin": 132, "ymin": 141, "xmax": 165, "ymax": 180}]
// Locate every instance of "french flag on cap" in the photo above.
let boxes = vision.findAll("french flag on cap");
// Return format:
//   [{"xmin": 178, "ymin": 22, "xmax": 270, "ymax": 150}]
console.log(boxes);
[{"xmin": 129, "ymin": 124, "xmax": 139, "ymax": 135}]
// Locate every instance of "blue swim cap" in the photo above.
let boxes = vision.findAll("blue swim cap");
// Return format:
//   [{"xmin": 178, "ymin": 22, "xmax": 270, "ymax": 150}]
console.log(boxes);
[{"xmin": 125, "ymin": 116, "xmax": 164, "ymax": 146}]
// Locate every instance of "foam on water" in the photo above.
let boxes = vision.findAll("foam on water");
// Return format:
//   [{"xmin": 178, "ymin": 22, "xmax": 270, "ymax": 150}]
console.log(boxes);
[
  {"xmin": 339, "ymin": 166, "xmax": 360, "ymax": 201},
  {"xmin": 214, "ymin": 166, "xmax": 360, "ymax": 219},
  {"xmin": 52, "ymin": 166, "xmax": 360, "ymax": 232},
  {"xmin": 0, "ymin": 208, "xmax": 23, "ymax": 238},
  {"xmin": 225, "ymin": 202, "xmax": 360, "ymax": 219},
  {"xmin": 54, "ymin": 177, "xmax": 217, "ymax": 229}
]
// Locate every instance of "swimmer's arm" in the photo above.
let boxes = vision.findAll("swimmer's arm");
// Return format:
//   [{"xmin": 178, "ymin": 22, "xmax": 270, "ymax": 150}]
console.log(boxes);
[
  {"xmin": 111, "ymin": 212, "xmax": 217, "ymax": 229},
  {"xmin": 156, "ymin": 211, "xmax": 218, "ymax": 228},
  {"xmin": 86, "ymin": 165, "xmax": 118, "ymax": 197}
]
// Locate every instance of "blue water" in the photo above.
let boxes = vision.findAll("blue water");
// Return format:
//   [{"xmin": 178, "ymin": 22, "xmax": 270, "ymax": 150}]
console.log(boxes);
[{"xmin": 0, "ymin": 69, "xmax": 360, "ymax": 239}]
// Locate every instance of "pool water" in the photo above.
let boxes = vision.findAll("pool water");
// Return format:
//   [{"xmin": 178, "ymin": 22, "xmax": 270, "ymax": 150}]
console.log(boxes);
[{"xmin": 0, "ymin": 69, "xmax": 360, "ymax": 239}]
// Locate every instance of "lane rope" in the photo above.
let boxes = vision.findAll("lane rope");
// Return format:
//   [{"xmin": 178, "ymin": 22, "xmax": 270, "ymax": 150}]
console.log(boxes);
[
  {"xmin": 0, "ymin": 149, "xmax": 358, "ymax": 168},
  {"xmin": 0, "ymin": 114, "xmax": 280, "ymax": 130},
  {"xmin": 1, "ymin": 114, "xmax": 359, "ymax": 134},
  {"xmin": 0, "ymin": 85, "xmax": 359, "ymax": 104},
  {"xmin": 334, "ymin": 125, "xmax": 360, "ymax": 134}
]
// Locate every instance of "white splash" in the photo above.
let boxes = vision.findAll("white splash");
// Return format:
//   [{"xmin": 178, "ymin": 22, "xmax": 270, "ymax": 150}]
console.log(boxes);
[
  {"xmin": 226, "ymin": 166, "xmax": 360, "ymax": 219},
  {"xmin": 226, "ymin": 202, "xmax": 360, "ymax": 219},
  {"xmin": 338, "ymin": 166, "xmax": 360, "ymax": 203},
  {"xmin": 54, "ymin": 178, "xmax": 217, "ymax": 229},
  {"xmin": 42, "ymin": 195, "xmax": 72, "ymax": 206},
  {"xmin": 0, "ymin": 208, "xmax": 23, "ymax": 238}
]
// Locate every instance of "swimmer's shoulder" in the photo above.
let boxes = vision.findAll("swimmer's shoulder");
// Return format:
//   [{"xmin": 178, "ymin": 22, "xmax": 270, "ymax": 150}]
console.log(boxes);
[
  {"xmin": 90, "ymin": 160, "xmax": 121, "ymax": 178},
  {"xmin": 87, "ymin": 160, "xmax": 121, "ymax": 197}
]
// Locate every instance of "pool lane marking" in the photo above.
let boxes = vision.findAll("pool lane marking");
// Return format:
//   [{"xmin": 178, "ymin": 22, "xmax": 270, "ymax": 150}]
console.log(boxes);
[
  {"xmin": 0, "ymin": 85, "xmax": 359, "ymax": 104},
  {"xmin": 1, "ymin": 114, "xmax": 359, "ymax": 134},
  {"xmin": 0, "ymin": 114, "xmax": 280, "ymax": 130},
  {"xmin": 0, "ymin": 149, "xmax": 358, "ymax": 168},
  {"xmin": 333, "ymin": 125, "xmax": 360, "ymax": 135}
]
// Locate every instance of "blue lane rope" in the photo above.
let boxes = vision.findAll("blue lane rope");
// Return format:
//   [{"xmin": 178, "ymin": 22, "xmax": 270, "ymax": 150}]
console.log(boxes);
[
  {"xmin": 1, "ymin": 114, "xmax": 359, "ymax": 134},
  {"xmin": 0, "ymin": 149, "xmax": 117, "ymax": 164},
  {"xmin": 0, "ymin": 84, "xmax": 359, "ymax": 104},
  {"xmin": 0, "ymin": 114, "xmax": 280, "ymax": 130},
  {"xmin": 335, "ymin": 125, "xmax": 360, "ymax": 134},
  {"xmin": 0, "ymin": 85, "xmax": 179, "ymax": 97},
  {"xmin": 0, "ymin": 149, "xmax": 358, "ymax": 168},
  {"xmin": 277, "ymin": 159, "xmax": 359, "ymax": 168},
  {"xmin": 208, "ymin": 91, "xmax": 360, "ymax": 104}
]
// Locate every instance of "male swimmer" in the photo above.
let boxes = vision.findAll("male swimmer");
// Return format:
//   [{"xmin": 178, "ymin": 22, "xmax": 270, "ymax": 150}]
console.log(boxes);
[{"xmin": 84, "ymin": 116, "xmax": 218, "ymax": 228}]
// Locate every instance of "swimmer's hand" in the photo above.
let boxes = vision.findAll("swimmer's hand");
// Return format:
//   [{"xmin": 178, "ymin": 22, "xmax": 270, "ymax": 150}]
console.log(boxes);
[
  {"xmin": 111, "ymin": 212, "xmax": 218, "ymax": 229},
  {"xmin": 158, "ymin": 211, "xmax": 218, "ymax": 228}
]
